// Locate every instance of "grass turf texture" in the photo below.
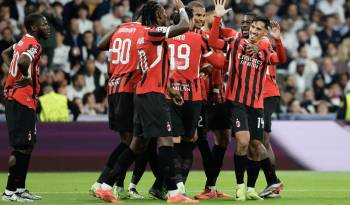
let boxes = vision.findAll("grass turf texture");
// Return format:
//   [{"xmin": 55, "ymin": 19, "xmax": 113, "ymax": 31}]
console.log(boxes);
[{"xmin": 0, "ymin": 171, "xmax": 349, "ymax": 205}]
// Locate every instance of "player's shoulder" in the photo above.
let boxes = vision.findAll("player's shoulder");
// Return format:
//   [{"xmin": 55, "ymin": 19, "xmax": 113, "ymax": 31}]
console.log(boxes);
[
  {"xmin": 18, "ymin": 34, "xmax": 40, "ymax": 46},
  {"xmin": 257, "ymin": 37, "xmax": 272, "ymax": 50},
  {"xmin": 16, "ymin": 34, "xmax": 41, "ymax": 55}
]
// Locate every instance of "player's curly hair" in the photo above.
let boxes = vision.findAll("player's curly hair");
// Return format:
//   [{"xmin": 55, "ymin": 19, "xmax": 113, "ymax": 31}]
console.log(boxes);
[{"xmin": 136, "ymin": 1, "xmax": 163, "ymax": 27}]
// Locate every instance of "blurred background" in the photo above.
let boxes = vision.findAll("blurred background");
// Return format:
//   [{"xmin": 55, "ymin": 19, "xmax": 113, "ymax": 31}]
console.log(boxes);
[{"xmin": 0, "ymin": 0, "xmax": 350, "ymax": 172}]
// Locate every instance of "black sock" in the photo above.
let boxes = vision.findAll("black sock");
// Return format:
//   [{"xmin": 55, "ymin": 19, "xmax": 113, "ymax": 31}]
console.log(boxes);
[
  {"xmin": 212, "ymin": 145, "xmax": 226, "ymax": 184},
  {"xmin": 173, "ymin": 144, "xmax": 183, "ymax": 184},
  {"xmin": 158, "ymin": 146, "xmax": 177, "ymax": 191},
  {"xmin": 180, "ymin": 141, "xmax": 194, "ymax": 184},
  {"xmin": 197, "ymin": 139, "xmax": 215, "ymax": 187},
  {"xmin": 6, "ymin": 151, "xmax": 21, "ymax": 191},
  {"xmin": 98, "ymin": 142, "xmax": 129, "ymax": 183},
  {"xmin": 148, "ymin": 140, "xmax": 164, "ymax": 190},
  {"xmin": 148, "ymin": 139, "xmax": 159, "ymax": 177},
  {"xmin": 130, "ymin": 151, "xmax": 148, "ymax": 185},
  {"xmin": 116, "ymin": 169, "xmax": 126, "ymax": 188},
  {"xmin": 247, "ymin": 159, "xmax": 260, "ymax": 188},
  {"xmin": 260, "ymin": 158, "xmax": 278, "ymax": 185},
  {"xmin": 105, "ymin": 147, "xmax": 136, "ymax": 186},
  {"xmin": 17, "ymin": 153, "xmax": 31, "ymax": 189},
  {"xmin": 234, "ymin": 155, "xmax": 247, "ymax": 185}
]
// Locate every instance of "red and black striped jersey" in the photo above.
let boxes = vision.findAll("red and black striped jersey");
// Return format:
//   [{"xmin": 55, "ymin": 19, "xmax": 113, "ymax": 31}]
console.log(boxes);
[
  {"xmin": 136, "ymin": 26, "xmax": 171, "ymax": 94},
  {"xmin": 225, "ymin": 37, "xmax": 274, "ymax": 108},
  {"xmin": 167, "ymin": 31, "xmax": 214, "ymax": 101},
  {"xmin": 107, "ymin": 22, "xmax": 144, "ymax": 94},
  {"xmin": 4, "ymin": 34, "xmax": 42, "ymax": 110}
]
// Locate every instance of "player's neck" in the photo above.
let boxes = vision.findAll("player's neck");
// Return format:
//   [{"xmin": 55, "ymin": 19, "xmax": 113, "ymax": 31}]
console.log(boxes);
[{"xmin": 27, "ymin": 32, "xmax": 39, "ymax": 40}]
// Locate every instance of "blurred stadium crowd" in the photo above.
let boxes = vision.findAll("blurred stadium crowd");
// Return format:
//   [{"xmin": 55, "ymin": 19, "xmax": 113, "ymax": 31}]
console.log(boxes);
[{"xmin": 0, "ymin": 0, "xmax": 350, "ymax": 117}]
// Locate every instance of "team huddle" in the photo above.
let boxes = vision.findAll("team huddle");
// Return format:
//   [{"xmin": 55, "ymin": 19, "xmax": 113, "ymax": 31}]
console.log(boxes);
[
  {"xmin": 89, "ymin": 0, "xmax": 286, "ymax": 203},
  {"xmin": 3, "ymin": 0, "xmax": 285, "ymax": 203}
]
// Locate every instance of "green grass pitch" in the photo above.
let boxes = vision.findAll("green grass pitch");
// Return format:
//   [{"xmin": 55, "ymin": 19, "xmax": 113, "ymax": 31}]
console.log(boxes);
[{"xmin": 0, "ymin": 171, "xmax": 349, "ymax": 205}]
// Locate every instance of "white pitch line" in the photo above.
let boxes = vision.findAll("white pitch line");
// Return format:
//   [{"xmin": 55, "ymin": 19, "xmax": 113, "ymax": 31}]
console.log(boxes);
[{"xmin": 35, "ymin": 189, "xmax": 350, "ymax": 194}]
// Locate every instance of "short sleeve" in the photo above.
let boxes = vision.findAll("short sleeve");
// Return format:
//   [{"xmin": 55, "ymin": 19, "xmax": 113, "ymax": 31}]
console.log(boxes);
[{"xmin": 145, "ymin": 26, "xmax": 171, "ymax": 42}]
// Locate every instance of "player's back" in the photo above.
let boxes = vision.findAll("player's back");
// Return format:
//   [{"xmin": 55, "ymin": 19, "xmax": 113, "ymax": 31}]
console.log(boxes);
[
  {"xmin": 136, "ymin": 26, "xmax": 171, "ymax": 95},
  {"xmin": 4, "ymin": 34, "xmax": 42, "ymax": 110},
  {"xmin": 168, "ymin": 31, "xmax": 206, "ymax": 81},
  {"xmin": 109, "ymin": 22, "xmax": 144, "ymax": 77}
]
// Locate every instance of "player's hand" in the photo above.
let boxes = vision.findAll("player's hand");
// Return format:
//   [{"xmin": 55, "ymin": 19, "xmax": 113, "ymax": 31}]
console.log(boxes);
[
  {"xmin": 200, "ymin": 64, "xmax": 213, "ymax": 79},
  {"xmin": 173, "ymin": 0, "xmax": 185, "ymax": 10},
  {"xmin": 214, "ymin": 0, "xmax": 232, "ymax": 17},
  {"xmin": 168, "ymin": 88, "xmax": 184, "ymax": 106},
  {"xmin": 246, "ymin": 43, "xmax": 260, "ymax": 56},
  {"xmin": 269, "ymin": 20, "xmax": 281, "ymax": 40},
  {"xmin": 14, "ymin": 77, "xmax": 32, "ymax": 89}
]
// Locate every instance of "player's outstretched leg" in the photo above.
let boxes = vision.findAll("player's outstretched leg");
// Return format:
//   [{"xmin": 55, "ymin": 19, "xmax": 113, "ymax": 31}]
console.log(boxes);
[
  {"xmin": 259, "ymin": 132, "xmax": 283, "ymax": 198},
  {"xmin": 147, "ymin": 139, "xmax": 167, "ymax": 200},
  {"xmin": 90, "ymin": 133, "xmax": 131, "ymax": 197},
  {"xmin": 127, "ymin": 152, "xmax": 148, "ymax": 199},
  {"xmin": 96, "ymin": 137, "xmax": 148, "ymax": 203},
  {"xmin": 174, "ymin": 142, "xmax": 186, "ymax": 195},
  {"xmin": 210, "ymin": 129, "xmax": 232, "ymax": 199},
  {"xmin": 156, "ymin": 137, "xmax": 198, "ymax": 204}
]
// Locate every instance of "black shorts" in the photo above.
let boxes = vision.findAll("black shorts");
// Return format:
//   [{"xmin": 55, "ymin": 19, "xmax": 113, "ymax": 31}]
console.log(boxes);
[
  {"xmin": 108, "ymin": 92, "xmax": 134, "ymax": 133},
  {"xmin": 197, "ymin": 101, "xmax": 208, "ymax": 140},
  {"xmin": 208, "ymin": 102, "xmax": 232, "ymax": 130},
  {"xmin": 133, "ymin": 93, "xmax": 172, "ymax": 138},
  {"xmin": 263, "ymin": 96, "xmax": 280, "ymax": 133},
  {"xmin": 169, "ymin": 100, "xmax": 202, "ymax": 138},
  {"xmin": 228, "ymin": 101, "xmax": 264, "ymax": 141},
  {"xmin": 5, "ymin": 100, "xmax": 37, "ymax": 147}
]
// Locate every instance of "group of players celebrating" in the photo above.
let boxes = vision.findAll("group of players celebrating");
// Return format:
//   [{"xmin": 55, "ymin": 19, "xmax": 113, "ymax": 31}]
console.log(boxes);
[
  {"xmin": 1, "ymin": 0, "xmax": 285, "ymax": 203},
  {"xmin": 89, "ymin": 0, "xmax": 286, "ymax": 203}
]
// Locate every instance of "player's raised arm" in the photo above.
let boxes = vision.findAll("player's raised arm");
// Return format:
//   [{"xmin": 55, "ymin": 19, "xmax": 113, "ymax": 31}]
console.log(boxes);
[
  {"xmin": 1, "ymin": 45, "xmax": 14, "ymax": 67},
  {"xmin": 208, "ymin": 0, "xmax": 231, "ymax": 50},
  {"xmin": 166, "ymin": 0, "xmax": 189, "ymax": 38},
  {"xmin": 267, "ymin": 21, "xmax": 287, "ymax": 65}
]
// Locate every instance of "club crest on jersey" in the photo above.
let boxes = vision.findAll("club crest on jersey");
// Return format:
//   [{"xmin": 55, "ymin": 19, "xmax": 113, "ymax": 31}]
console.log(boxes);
[
  {"xmin": 166, "ymin": 121, "xmax": 172, "ymax": 132},
  {"xmin": 236, "ymin": 118, "xmax": 240, "ymax": 128},
  {"xmin": 27, "ymin": 46, "xmax": 39, "ymax": 58}
]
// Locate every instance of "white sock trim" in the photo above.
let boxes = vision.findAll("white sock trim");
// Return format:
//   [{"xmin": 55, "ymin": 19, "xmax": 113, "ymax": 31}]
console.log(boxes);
[{"xmin": 207, "ymin": 186, "xmax": 216, "ymax": 192}]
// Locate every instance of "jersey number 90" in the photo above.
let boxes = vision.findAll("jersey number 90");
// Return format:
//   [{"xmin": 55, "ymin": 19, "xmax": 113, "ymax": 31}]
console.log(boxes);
[{"xmin": 110, "ymin": 38, "xmax": 131, "ymax": 65}]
